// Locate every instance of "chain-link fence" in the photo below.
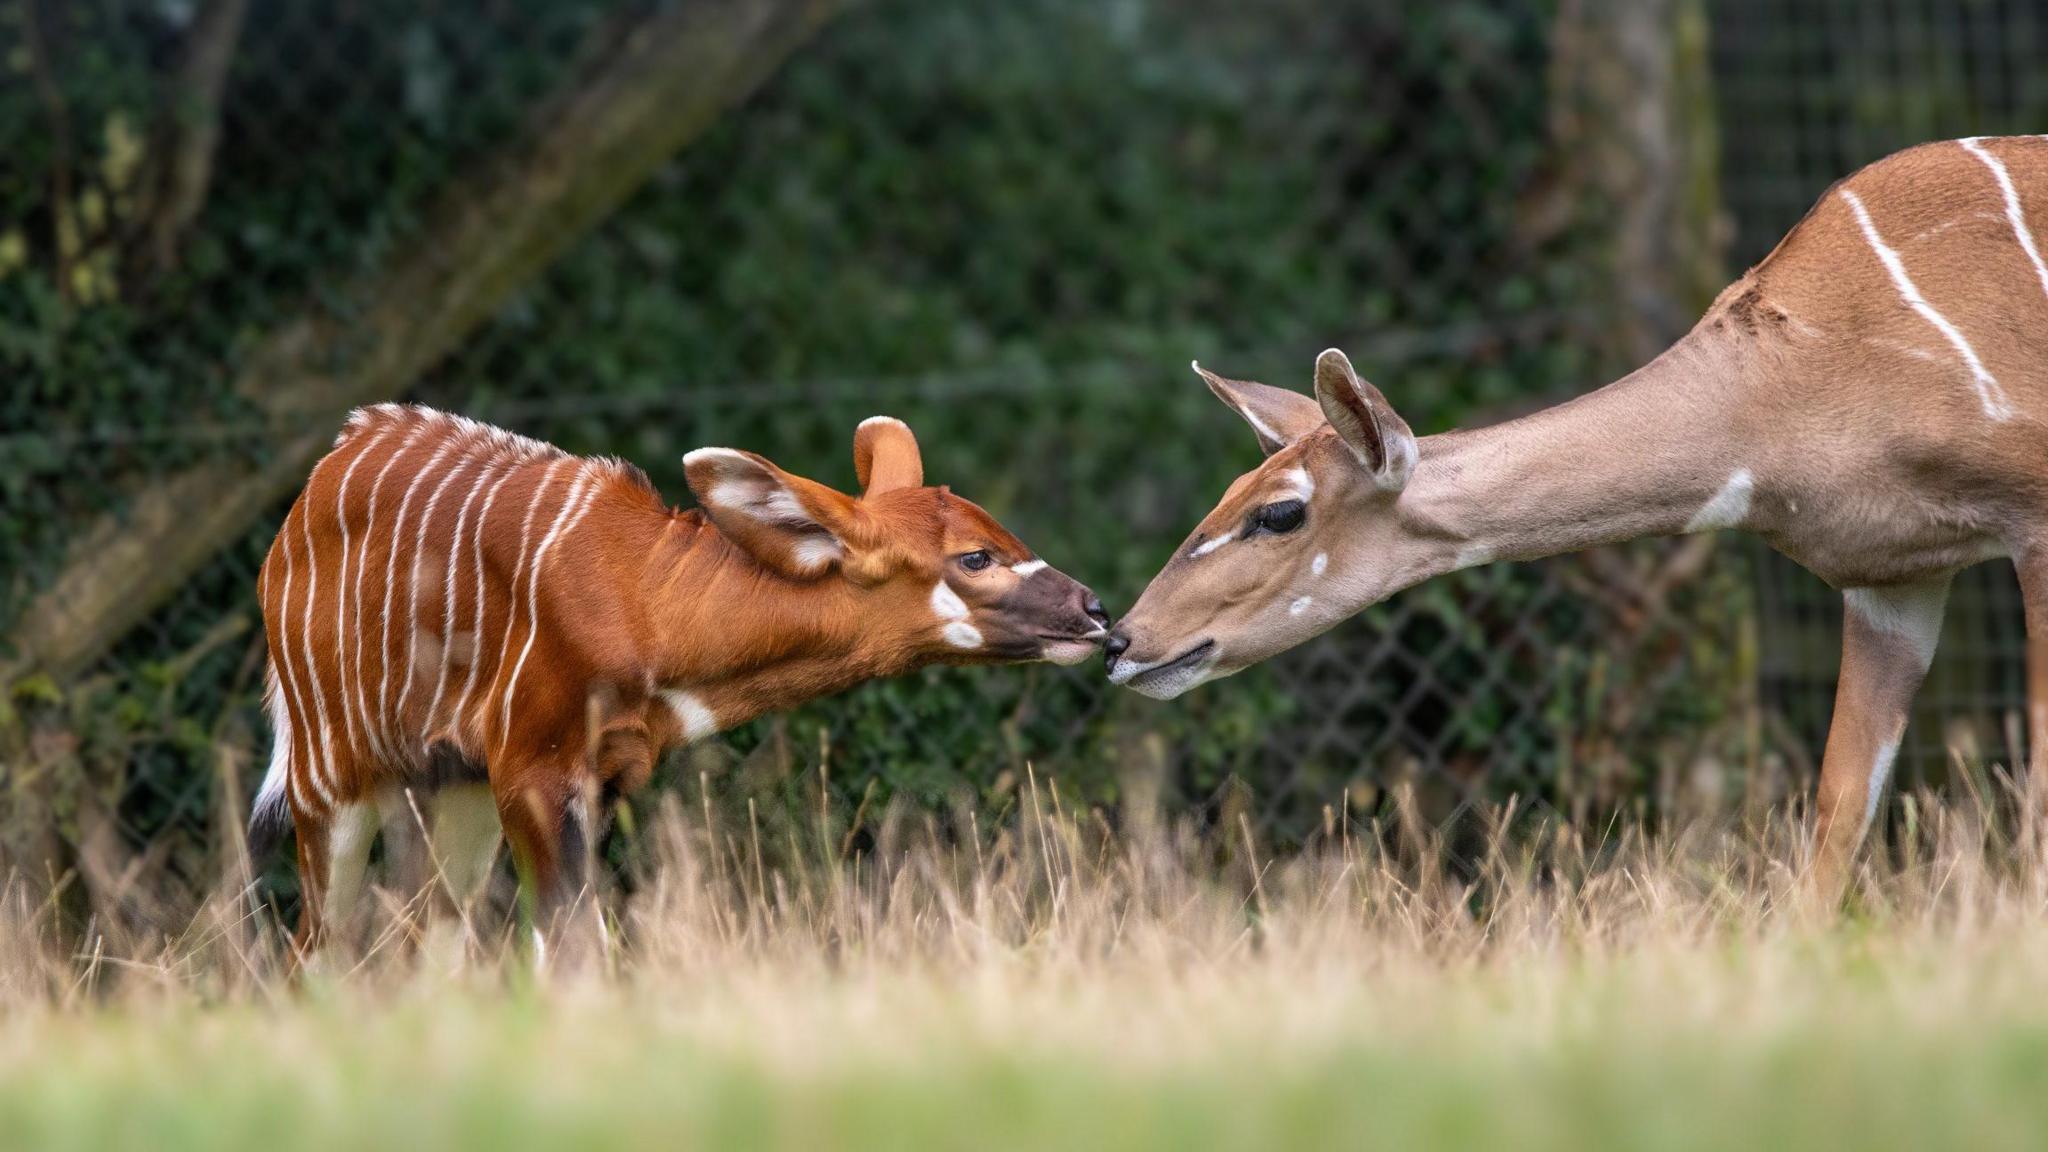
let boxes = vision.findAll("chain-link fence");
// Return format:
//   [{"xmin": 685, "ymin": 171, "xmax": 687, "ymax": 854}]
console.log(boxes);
[{"xmin": 2, "ymin": 0, "xmax": 2032, "ymax": 912}]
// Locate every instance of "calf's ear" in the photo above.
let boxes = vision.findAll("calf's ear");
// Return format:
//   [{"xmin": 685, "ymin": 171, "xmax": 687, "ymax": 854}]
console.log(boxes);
[
  {"xmin": 853, "ymin": 415, "xmax": 924, "ymax": 496},
  {"xmin": 684, "ymin": 448, "xmax": 862, "ymax": 579}
]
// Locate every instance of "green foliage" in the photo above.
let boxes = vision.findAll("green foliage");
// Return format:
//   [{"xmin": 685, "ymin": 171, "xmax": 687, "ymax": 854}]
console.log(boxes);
[{"xmin": 5, "ymin": 0, "xmax": 1710, "ymax": 864}]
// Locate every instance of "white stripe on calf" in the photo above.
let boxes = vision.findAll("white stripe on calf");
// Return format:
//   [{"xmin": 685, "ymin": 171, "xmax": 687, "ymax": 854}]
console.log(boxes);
[
  {"xmin": 329, "ymin": 425, "xmax": 394, "ymax": 759},
  {"xmin": 353, "ymin": 419, "xmax": 430, "ymax": 761},
  {"xmin": 488, "ymin": 458, "xmax": 571, "ymax": 750},
  {"xmin": 498, "ymin": 467, "xmax": 601, "ymax": 748},
  {"xmin": 297, "ymin": 497, "xmax": 342, "ymax": 806},
  {"xmin": 450, "ymin": 459, "xmax": 524, "ymax": 747},
  {"xmin": 1960, "ymin": 138, "xmax": 2048, "ymax": 305},
  {"xmin": 397, "ymin": 454, "xmax": 481, "ymax": 728},
  {"xmin": 377, "ymin": 436, "xmax": 464, "ymax": 759},
  {"xmin": 426, "ymin": 456, "xmax": 500, "ymax": 733},
  {"xmin": 269, "ymin": 531, "xmax": 320, "ymax": 815},
  {"xmin": 1839, "ymin": 187, "xmax": 2013, "ymax": 420}
]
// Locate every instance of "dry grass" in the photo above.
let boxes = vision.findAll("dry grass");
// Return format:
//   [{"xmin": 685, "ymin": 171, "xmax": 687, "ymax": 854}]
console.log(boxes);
[{"xmin": 3, "ymin": 776, "xmax": 2048, "ymax": 1150}]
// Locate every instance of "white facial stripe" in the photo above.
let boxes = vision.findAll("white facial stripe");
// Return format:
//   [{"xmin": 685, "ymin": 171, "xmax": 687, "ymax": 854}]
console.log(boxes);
[
  {"xmin": 1289, "ymin": 596, "xmax": 1312, "ymax": 617},
  {"xmin": 931, "ymin": 580, "xmax": 970, "ymax": 621},
  {"xmin": 1190, "ymin": 530, "xmax": 1236, "ymax": 558},
  {"xmin": 1284, "ymin": 467, "xmax": 1314, "ymax": 501},
  {"xmin": 1312, "ymin": 552, "xmax": 1328, "ymax": 576},
  {"xmin": 1844, "ymin": 582, "xmax": 1948, "ymax": 672},
  {"xmin": 1011, "ymin": 559, "xmax": 1048, "ymax": 577},
  {"xmin": 1960, "ymin": 138, "xmax": 2048, "ymax": 304},
  {"xmin": 663, "ymin": 690, "xmax": 721, "ymax": 743},
  {"xmin": 1685, "ymin": 468, "xmax": 1754, "ymax": 533},
  {"xmin": 1839, "ymin": 187, "xmax": 2013, "ymax": 420},
  {"xmin": 943, "ymin": 621, "xmax": 984, "ymax": 649}
]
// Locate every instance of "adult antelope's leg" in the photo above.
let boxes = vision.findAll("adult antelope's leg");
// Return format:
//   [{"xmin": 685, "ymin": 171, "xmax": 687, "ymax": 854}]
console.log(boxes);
[
  {"xmin": 2015, "ymin": 549, "xmax": 2048, "ymax": 849},
  {"xmin": 1809, "ymin": 578, "xmax": 1949, "ymax": 903}
]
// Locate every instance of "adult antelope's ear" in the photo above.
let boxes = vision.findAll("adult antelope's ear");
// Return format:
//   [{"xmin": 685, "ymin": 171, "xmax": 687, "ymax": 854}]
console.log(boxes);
[
  {"xmin": 1192, "ymin": 361, "xmax": 1326, "ymax": 456},
  {"xmin": 1313, "ymin": 348, "xmax": 1416, "ymax": 492},
  {"xmin": 684, "ymin": 448, "xmax": 862, "ymax": 579},
  {"xmin": 853, "ymin": 415, "xmax": 923, "ymax": 496}
]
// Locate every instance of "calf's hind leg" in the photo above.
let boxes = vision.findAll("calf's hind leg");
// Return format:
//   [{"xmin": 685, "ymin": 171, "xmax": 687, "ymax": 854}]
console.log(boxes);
[{"xmin": 1808, "ymin": 578, "xmax": 1949, "ymax": 905}]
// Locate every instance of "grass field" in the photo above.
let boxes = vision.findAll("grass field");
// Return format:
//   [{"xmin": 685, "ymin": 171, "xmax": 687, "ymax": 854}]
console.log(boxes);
[{"xmin": 5, "ymin": 789, "xmax": 2048, "ymax": 1151}]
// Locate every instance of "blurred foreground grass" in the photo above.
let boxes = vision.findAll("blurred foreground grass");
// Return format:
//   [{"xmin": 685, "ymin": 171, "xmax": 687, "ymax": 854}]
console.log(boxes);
[{"xmin": 4, "ymin": 789, "xmax": 2048, "ymax": 1151}]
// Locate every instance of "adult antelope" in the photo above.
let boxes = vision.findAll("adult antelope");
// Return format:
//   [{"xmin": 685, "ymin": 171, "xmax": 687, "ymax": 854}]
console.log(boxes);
[
  {"xmin": 1106, "ymin": 137, "xmax": 2048, "ymax": 897},
  {"xmin": 253, "ymin": 405, "xmax": 1107, "ymax": 949}
]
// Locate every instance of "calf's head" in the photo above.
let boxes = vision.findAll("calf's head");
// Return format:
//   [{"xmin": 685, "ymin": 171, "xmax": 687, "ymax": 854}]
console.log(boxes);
[
  {"xmin": 1106, "ymin": 349, "xmax": 1422, "ymax": 698},
  {"xmin": 683, "ymin": 417, "xmax": 1108, "ymax": 668}
]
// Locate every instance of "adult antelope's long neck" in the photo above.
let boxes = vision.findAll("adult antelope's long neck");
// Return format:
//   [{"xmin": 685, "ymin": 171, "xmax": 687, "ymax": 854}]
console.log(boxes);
[{"xmin": 1399, "ymin": 327, "xmax": 1755, "ymax": 577}]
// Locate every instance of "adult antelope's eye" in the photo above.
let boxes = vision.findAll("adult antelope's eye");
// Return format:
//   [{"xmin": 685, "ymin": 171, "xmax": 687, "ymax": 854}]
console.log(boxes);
[
  {"xmin": 959, "ymin": 550, "xmax": 994, "ymax": 572},
  {"xmin": 1253, "ymin": 500, "xmax": 1307, "ymax": 534}
]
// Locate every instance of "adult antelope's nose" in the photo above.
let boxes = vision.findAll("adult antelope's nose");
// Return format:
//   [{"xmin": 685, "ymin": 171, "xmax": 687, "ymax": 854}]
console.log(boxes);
[
  {"xmin": 1084, "ymin": 595, "xmax": 1110, "ymax": 631},
  {"xmin": 1103, "ymin": 630, "xmax": 1131, "ymax": 670}
]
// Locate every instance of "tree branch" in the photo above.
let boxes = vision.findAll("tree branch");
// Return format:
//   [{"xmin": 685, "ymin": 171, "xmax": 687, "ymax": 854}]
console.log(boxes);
[
  {"xmin": 129, "ymin": 0, "xmax": 249, "ymax": 283},
  {"xmin": 3, "ymin": 0, "xmax": 840, "ymax": 685}
]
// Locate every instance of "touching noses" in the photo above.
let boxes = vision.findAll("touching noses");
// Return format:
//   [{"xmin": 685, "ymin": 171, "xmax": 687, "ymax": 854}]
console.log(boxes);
[
  {"xmin": 1084, "ymin": 595, "xmax": 1110, "ymax": 632},
  {"xmin": 1103, "ymin": 629, "xmax": 1131, "ymax": 670}
]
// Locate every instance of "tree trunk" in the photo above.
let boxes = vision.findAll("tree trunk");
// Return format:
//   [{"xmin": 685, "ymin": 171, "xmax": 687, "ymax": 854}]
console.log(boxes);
[{"xmin": 3, "ymin": 0, "xmax": 839, "ymax": 687}]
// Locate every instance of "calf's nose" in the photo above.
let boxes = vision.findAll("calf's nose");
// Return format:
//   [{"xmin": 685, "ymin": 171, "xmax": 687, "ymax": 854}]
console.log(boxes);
[{"xmin": 1084, "ymin": 595, "xmax": 1110, "ymax": 630}]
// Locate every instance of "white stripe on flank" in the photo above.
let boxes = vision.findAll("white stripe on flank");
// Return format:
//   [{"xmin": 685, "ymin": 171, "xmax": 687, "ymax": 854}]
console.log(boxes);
[
  {"xmin": 426, "ymin": 455, "xmax": 498, "ymax": 733},
  {"xmin": 498, "ymin": 466, "xmax": 602, "ymax": 746},
  {"xmin": 1838, "ymin": 187, "xmax": 2013, "ymax": 420},
  {"xmin": 376, "ymin": 435, "xmax": 465, "ymax": 759},
  {"xmin": 450, "ymin": 458, "xmax": 524, "ymax": 746},
  {"xmin": 294, "ymin": 505, "xmax": 341, "ymax": 808},
  {"xmin": 1960, "ymin": 137, "xmax": 2048, "ymax": 304},
  {"xmin": 352, "ymin": 418, "xmax": 429, "ymax": 761},
  {"xmin": 328, "ymin": 424, "xmax": 392, "ymax": 759},
  {"xmin": 396, "ymin": 453, "xmax": 481, "ymax": 730},
  {"xmin": 487, "ymin": 457, "xmax": 571, "ymax": 749}
]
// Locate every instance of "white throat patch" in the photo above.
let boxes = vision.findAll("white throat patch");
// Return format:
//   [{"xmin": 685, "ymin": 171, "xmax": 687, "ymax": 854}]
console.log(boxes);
[
  {"xmin": 663, "ymin": 690, "xmax": 721, "ymax": 743},
  {"xmin": 1685, "ymin": 468, "xmax": 1754, "ymax": 533}
]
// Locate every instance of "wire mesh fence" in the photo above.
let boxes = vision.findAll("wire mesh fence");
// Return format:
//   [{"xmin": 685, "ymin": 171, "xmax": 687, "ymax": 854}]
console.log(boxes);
[{"xmin": 1, "ymin": 0, "xmax": 2036, "ymax": 915}]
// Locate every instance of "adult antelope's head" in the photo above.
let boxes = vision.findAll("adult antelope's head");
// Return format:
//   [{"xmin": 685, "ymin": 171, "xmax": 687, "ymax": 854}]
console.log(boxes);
[
  {"xmin": 1107, "ymin": 349, "xmax": 1424, "ymax": 698},
  {"xmin": 683, "ymin": 417, "xmax": 1110, "ymax": 668}
]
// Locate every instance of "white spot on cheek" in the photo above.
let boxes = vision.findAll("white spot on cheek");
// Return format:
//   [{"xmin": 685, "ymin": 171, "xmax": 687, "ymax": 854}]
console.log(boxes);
[
  {"xmin": 1311, "ymin": 553, "xmax": 1328, "ymax": 577},
  {"xmin": 1011, "ymin": 559, "xmax": 1048, "ymax": 577},
  {"xmin": 1289, "ymin": 596, "xmax": 1312, "ymax": 616},
  {"xmin": 943, "ymin": 621, "xmax": 984, "ymax": 649},
  {"xmin": 1191, "ymin": 530, "xmax": 1236, "ymax": 558},
  {"xmin": 1684, "ymin": 468, "xmax": 1754, "ymax": 533},
  {"xmin": 662, "ymin": 690, "xmax": 720, "ymax": 743}
]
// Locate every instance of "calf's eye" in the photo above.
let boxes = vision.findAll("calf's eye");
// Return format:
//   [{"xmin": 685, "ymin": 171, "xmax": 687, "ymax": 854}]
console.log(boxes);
[
  {"xmin": 1254, "ymin": 500, "xmax": 1306, "ymax": 534},
  {"xmin": 960, "ymin": 550, "xmax": 994, "ymax": 572}
]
